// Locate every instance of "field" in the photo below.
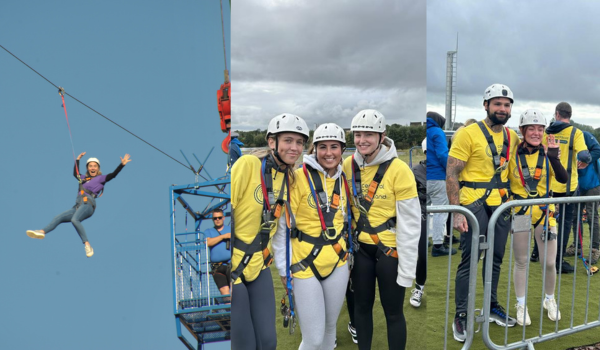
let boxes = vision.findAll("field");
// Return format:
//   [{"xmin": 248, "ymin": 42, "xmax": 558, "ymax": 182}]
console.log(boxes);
[{"xmin": 426, "ymin": 221, "xmax": 600, "ymax": 350}]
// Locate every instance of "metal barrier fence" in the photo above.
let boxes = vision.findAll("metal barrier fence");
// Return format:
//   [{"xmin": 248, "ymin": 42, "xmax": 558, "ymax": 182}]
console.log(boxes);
[{"xmin": 429, "ymin": 195, "xmax": 600, "ymax": 350}]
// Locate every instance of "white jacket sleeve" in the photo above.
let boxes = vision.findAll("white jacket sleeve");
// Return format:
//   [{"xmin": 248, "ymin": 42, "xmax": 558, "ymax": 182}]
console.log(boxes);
[
  {"xmin": 396, "ymin": 197, "xmax": 421, "ymax": 287},
  {"xmin": 272, "ymin": 213, "xmax": 291, "ymax": 277}
]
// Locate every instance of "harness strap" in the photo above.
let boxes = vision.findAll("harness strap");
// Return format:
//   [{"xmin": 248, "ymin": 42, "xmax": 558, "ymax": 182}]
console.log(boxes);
[
  {"xmin": 231, "ymin": 155, "xmax": 292, "ymax": 284},
  {"xmin": 565, "ymin": 127, "xmax": 577, "ymax": 194},
  {"xmin": 351, "ymin": 157, "xmax": 398, "ymax": 258},
  {"xmin": 516, "ymin": 145, "xmax": 546, "ymax": 196},
  {"xmin": 464, "ymin": 122, "xmax": 511, "ymax": 206}
]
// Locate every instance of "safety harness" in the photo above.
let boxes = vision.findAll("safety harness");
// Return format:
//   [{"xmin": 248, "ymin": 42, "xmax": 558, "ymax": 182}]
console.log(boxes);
[
  {"xmin": 351, "ymin": 156, "xmax": 398, "ymax": 258},
  {"xmin": 230, "ymin": 156, "xmax": 293, "ymax": 284},
  {"xmin": 460, "ymin": 121, "xmax": 511, "ymax": 206},
  {"xmin": 289, "ymin": 164, "xmax": 352, "ymax": 280},
  {"xmin": 513, "ymin": 145, "xmax": 551, "ymax": 225}
]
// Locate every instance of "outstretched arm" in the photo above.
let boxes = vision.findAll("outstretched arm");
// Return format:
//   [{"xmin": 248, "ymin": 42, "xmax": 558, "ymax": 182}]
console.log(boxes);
[
  {"xmin": 105, "ymin": 154, "xmax": 131, "ymax": 182},
  {"xmin": 446, "ymin": 156, "xmax": 468, "ymax": 232}
]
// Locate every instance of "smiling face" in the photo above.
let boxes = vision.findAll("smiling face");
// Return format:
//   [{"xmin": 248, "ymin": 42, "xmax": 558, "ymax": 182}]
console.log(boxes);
[
  {"xmin": 523, "ymin": 125, "xmax": 545, "ymax": 147},
  {"xmin": 87, "ymin": 162, "xmax": 100, "ymax": 176},
  {"xmin": 268, "ymin": 132, "xmax": 305, "ymax": 165},
  {"xmin": 315, "ymin": 140, "xmax": 343, "ymax": 172},
  {"xmin": 353, "ymin": 131, "xmax": 382, "ymax": 157},
  {"xmin": 485, "ymin": 97, "xmax": 512, "ymax": 125}
]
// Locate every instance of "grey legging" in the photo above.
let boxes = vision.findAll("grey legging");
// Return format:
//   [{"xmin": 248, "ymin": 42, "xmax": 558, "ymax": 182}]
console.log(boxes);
[
  {"xmin": 294, "ymin": 265, "xmax": 350, "ymax": 350},
  {"xmin": 43, "ymin": 194, "xmax": 96, "ymax": 243},
  {"xmin": 231, "ymin": 268, "xmax": 277, "ymax": 350}
]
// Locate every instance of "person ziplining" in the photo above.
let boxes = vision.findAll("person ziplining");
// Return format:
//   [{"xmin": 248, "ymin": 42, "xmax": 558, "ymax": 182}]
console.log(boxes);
[{"xmin": 26, "ymin": 152, "xmax": 131, "ymax": 257}]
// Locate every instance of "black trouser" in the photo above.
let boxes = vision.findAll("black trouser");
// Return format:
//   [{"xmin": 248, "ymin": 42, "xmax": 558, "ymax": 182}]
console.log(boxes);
[
  {"xmin": 346, "ymin": 281, "xmax": 355, "ymax": 327},
  {"xmin": 231, "ymin": 268, "xmax": 276, "ymax": 350},
  {"xmin": 353, "ymin": 243, "xmax": 406, "ymax": 350},
  {"xmin": 555, "ymin": 192, "xmax": 576, "ymax": 265},
  {"xmin": 416, "ymin": 210, "xmax": 427, "ymax": 286},
  {"xmin": 455, "ymin": 204, "xmax": 510, "ymax": 314}
]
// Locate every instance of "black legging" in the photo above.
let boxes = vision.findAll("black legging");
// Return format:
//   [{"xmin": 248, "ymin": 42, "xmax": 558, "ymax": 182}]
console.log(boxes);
[
  {"xmin": 353, "ymin": 242, "xmax": 407, "ymax": 350},
  {"xmin": 231, "ymin": 268, "xmax": 277, "ymax": 350},
  {"xmin": 416, "ymin": 211, "xmax": 427, "ymax": 286}
]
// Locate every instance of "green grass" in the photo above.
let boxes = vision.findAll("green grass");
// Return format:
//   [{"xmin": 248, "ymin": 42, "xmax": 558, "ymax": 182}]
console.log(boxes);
[{"xmin": 427, "ymin": 223, "xmax": 600, "ymax": 350}]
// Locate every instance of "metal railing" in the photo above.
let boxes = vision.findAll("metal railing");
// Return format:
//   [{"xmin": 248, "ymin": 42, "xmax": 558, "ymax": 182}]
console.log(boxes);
[{"xmin": 428, "ymin": 195, "xmax": 600, "ymax": 349}]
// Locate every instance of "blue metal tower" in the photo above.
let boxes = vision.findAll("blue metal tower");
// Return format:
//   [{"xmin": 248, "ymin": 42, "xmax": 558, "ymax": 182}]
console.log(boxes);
[{"xmin": 170, "ymin": 158, "xmax": 231, "ymax": 349}]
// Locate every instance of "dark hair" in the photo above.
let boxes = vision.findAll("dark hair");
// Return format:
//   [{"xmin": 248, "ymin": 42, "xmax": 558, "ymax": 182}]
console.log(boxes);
[
  {"xmin": 555, "ymin": 102, "xmax": 572, "ymax": 119},
  {"xmin": 212, "ymin": 208, "xmax": 224, "ymax": 215}
]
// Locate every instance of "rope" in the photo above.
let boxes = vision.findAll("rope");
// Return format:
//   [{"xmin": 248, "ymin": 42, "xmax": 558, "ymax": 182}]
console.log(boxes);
[
  {"xmin": 59, "ymin": 88, "xmax": 81, "ymax": 182},
  {"xmin": 219, "ymin": 0, "xmax": 228, "ymax": 72},
  {"xmin": 0, "ymin": 44, "xmax": 192, "ymax": 172}
]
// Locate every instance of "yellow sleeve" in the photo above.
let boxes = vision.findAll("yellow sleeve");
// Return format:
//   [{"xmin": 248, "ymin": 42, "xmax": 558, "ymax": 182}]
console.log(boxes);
[
  {"xmin": 394, "ymin": 160, "xmax": 418, "ymax": 201},
  {"xmin": 448, "ymin": 126, "xmax": 472, "ymax": 162}
]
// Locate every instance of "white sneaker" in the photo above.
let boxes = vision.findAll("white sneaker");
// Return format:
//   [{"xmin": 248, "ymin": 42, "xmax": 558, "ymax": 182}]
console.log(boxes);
[
  {"xmin": 544, "ymin": 298, "xmax": 561, "ymax": 321},
  {"xmin": 410, "ymin": 287, "xmax": 424, "ymax": 308},
  {"xmin": 85, "ymin": 244, "xmax": 94, "ymax": 258},
  {"xmin": 26, "ymin": 230, "xmax": 45, "ymax": 239},
  {"xmin": 515, "ymin": 303, "xmax": 531, "ymax": 326}
]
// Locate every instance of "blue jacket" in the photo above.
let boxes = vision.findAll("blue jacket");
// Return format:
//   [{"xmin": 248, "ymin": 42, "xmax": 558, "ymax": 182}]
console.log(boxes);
[
  {"xmin": 426, "ymin": 117, "xmax": 448, "ymax": 180},
  {"xmin": 577, "ymin": 131, "xmax": 600, "ymax": 191},
  {"xmin": 229, "ymin": 138, "xmax": 244, "ymax": 167}
]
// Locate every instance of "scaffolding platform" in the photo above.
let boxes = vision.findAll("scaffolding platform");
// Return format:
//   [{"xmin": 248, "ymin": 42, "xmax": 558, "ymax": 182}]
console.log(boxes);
[{"xmin": 170, "ymin": 174, "xmax": 231, "ymax": 349}]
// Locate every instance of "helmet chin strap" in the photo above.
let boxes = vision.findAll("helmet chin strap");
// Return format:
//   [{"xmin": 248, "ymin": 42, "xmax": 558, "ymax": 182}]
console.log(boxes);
[{"xmin": 272, "ymin": 138, "xmax": 294, "ymax": 169}]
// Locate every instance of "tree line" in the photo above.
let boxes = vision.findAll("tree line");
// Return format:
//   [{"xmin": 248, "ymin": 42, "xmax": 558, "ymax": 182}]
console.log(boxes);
[{"xmin": 234, "ymin": 124, "xmax": 426, "ymax": 150}]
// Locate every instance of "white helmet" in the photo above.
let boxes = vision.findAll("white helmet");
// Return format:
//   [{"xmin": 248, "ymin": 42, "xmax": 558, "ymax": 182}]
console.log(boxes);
[
  {"xmin": 312, "ymin": 123, "xmax": 346, "ymax": 146},
  {"xmin": 351, "ymin": 109, "xmax": 386, "ymax": 133},
  {"xmin": 483, "ymin": 84, "xmax": 514, "ymax": 103},
  {"xmin": 86, "ymin": 157, "xmax": 100, "ymax": 167},
  {"xmin": 421, "ymin": 138, "xmax": 427, "ymax": 152},
  {"xmin": 519, "ymin": 109, "xmax": 546, "ymax": 128},
  {"xmin": 266, "ymin": 113, "xmax": 309, "ymax": 140}
]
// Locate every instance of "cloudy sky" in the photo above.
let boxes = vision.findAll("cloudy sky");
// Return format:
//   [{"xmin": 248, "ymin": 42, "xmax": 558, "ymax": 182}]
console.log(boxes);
[
  {"xmin": 232, "ymin": 0, "xmax": 426, "ymax": 130},
  {"xmin": 427, "ymin": 0, "xmax": 600, "ymax": 129}
]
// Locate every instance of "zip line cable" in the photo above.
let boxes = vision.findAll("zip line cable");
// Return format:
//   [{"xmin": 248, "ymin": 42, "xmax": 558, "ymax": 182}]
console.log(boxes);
[{"xmin": 0, "ymin": 43, "xmax": 193, "ymax": 172}]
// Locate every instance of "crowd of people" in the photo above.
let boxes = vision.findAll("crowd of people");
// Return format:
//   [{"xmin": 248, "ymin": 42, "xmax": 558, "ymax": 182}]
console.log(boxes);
[
  {"xmin": 229, "ymin": 110, "xmax": 420, "ymax": 350},
  {"xmin": 427, "ymin": 83, "xmax": 600, "ymax": 343},
  {"xmin": 197, "ymin": 87, "xmax": 600, "ymax": 348}
]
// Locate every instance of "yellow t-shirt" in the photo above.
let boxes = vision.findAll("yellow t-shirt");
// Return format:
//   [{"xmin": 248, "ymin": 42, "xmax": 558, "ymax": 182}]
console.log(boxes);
[
  {"xmin": 449, "ymin": 122, "xmax": 519, "ymax": 206},
  {"xmin": 289, "ymin": 166, "xmax": 348, "ymax": 279},
  {"xmin": 342, "ymin": 156, "xmax": 417, "ymax": 247},
  {"xmin": 231, "ymin": 155, "xmax": 288, "ymax": 284},
  {"xmin": 543, "ymin": 126, "xmax": 587, "ymax": 193}
]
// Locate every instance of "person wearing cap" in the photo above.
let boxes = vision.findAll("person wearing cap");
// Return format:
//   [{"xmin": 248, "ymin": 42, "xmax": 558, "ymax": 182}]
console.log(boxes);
[
  {"xmin": 508, "ymin": 109, "xmax": 568, "ymax": 326},
  {"xmin": 272, "ymin": 123, "xmax": 350, "ymax": 349},
  {"xmin": 447, "ymin": 84, "xmax": 520, "ymax": 342},
  {"xmin": 533, "ymin": 102, "xmax": 591, "ymax": 274},
  {"xmin": 230, "ymin": 113, "xmax": 309, "ymax": 350},
  {"xmin": 426, "ymin": 111, "xmax": 457, "ymax": 257},
  {"xmin": 26, "ymin": 152, "xmax": 131, "ymax": 257},
  {"xmin": 409, "ymin": 138, "xmax": 428, "ymax": 308},
  {"xmin": 343, "ymin": 109, "xmax": 420, "ymax": 350}
]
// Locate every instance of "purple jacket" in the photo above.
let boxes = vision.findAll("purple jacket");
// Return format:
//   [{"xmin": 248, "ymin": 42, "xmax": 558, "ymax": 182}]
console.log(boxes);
[{"xmin": 74, "ymin": 160, "xmax": 125, "ymax": 196}]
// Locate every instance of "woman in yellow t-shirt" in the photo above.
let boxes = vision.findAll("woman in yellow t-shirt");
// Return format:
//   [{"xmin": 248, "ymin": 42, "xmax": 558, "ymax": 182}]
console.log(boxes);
[
  {"xmin": 508, "ymin": 109, "xmax": 567, "ymax": 326},
  {"xmin": 272, "ymin": 123, "xmax": 351, "ymax": 349},
  {"xmin": 230, "ymin": 114, "xmax": 309, "ymax": 350},
  {"xmin": 342, "ymin": 110, "xmax": 420, "ymax": 350}
]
